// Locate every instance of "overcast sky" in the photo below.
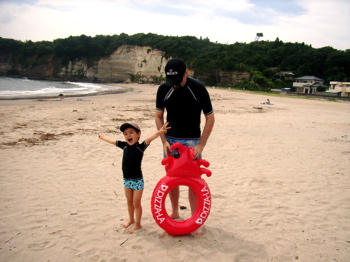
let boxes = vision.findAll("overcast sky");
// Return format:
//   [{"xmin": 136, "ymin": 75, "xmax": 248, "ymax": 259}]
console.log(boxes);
[{"xmin": 0, "ymin": 0, "xmax": 349, "ymax": 50}]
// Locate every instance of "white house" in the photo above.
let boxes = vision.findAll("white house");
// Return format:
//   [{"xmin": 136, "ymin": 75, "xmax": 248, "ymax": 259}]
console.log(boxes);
[
  {"xmin": 329, "ymin": 81, "xmax": 350, "ymax": 97},
  {"xmin": 293, "ymin": 76, "xmax": 327, "ymax": 94}
]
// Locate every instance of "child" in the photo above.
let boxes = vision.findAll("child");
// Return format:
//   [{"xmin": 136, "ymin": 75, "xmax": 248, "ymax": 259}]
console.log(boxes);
[{"xmin": 98, "ymin": 122, "xmax": 170, "ymax": 234}]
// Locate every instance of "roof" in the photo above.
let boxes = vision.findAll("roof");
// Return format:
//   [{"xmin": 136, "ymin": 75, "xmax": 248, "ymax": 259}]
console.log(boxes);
[
  {"xmin": 329, "ymin": 81, "xmax": 350, "ymax": 85},
  {"xmin": 294, "ymin": 75, "xmax": 324, "ymax": 81},
  {"xmin": 302, "ymin": 83, "xmax": 328, "ymax": 88},
  {"xmin": 275, "ymin": 71, "xmax": 295, "ymax": 76},
  {"xmin": 312, "ymin": 83, "xmax": 328, "ymax": 87}
]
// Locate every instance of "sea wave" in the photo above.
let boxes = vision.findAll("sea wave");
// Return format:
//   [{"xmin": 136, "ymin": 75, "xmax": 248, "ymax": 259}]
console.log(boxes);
[{"xmin": 0, "ymin": 77, "xmax": 128, "ymax": 99}]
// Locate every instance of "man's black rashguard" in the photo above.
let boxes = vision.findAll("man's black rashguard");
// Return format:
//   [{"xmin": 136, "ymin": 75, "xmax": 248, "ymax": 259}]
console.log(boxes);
[{"xmin": 156, "ymin": 77, "xmax": 213, "ymax": 139}]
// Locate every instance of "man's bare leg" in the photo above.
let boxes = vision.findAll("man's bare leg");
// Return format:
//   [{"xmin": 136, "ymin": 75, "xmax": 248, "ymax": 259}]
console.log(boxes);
[
  {"xmin": 169, "ymin": 186, "xmax": 180, "ymax": 219},
  {"xmin": 189, "ymin": 187, "xmax": 204, "ymax": 236}
]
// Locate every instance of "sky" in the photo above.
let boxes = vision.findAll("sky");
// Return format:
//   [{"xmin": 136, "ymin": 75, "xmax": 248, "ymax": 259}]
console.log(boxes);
[{"xmin": 0, "ymin": 0, "xmax": 349, "ymax": 51}]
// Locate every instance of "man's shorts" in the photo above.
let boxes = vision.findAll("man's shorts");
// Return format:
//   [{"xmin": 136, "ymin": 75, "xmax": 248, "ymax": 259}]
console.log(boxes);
[
  {"xmin": 124, "ymin": 178, "xmax": 144, "ymax": 190},
  {"xmin": 166, "ymin": 138, "xmax": 202, "ymax": 159}
]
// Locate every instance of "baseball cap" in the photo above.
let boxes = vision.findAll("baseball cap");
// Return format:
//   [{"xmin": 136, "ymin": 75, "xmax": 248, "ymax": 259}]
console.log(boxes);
[
  {"xmin": 165, "ymin": 58, "xmax": 186, "ymax": 86},
  {"xmin": 120, "ymin": 122, "xmax": 141, "ymax": 133}
]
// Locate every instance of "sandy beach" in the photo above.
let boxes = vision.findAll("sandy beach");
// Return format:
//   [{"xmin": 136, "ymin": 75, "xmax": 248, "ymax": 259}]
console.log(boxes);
[{"xmin": 1, "ymin": 83, "xmax": 349, "ymax": 262}]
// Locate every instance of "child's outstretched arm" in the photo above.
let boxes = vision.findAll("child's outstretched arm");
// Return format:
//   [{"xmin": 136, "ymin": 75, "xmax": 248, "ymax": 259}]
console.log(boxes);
[
  {"xmin": 145, "ymin": 122, "xmax": 171, "ymax": 145},
  {"xmin": 98, "ymin": 133, "xmax": 117, "ymax": 145}
]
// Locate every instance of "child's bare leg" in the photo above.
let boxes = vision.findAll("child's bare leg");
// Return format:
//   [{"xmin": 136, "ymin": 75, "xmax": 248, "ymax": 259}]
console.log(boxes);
[
  {"xmin": 169, "ymin": 186, "xmax": 180, "ymax": 219},
  {"xmin": 128, "ymin": 189, "xmax": 143, "ymax": 234},
  {"xmin": 123, "ymin": 187, "xmax": 135, "ymax": 228},
  {"xmin": 189, "ymin": 187, "xmax": 204, "ymax": 236}
]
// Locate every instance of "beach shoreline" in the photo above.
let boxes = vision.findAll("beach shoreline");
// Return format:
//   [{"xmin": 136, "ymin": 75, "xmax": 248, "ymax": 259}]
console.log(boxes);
[
  {"xmin": 1, "ymin": 83, "xmax": 349, "ymax": 261},
  {"xmin": 0, "ymin": 77, "xmax": 131, "ymax": 100}
]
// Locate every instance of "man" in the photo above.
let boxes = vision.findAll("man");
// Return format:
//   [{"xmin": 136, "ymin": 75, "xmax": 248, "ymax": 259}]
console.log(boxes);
[{"xmin": 155, "ymin": 58, "xmax": 215, "ymax": 236}]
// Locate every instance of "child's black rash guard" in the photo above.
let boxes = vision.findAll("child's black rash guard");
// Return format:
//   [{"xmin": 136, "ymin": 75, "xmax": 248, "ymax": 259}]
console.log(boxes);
[{"xmin": 116, "ymin": 141, "xmax": 148, "ymax": 180}]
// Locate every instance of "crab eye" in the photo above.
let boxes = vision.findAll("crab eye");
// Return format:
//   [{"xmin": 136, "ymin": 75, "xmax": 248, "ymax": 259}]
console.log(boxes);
[{"xmin": 174, "ymin": 152, "xmax": 180, "ymax": 158}]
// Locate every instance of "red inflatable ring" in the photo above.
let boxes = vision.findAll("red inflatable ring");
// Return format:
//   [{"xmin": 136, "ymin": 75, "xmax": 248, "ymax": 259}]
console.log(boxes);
[{"xmin": 151, "ymin": 142, "xmax": 212, "ymax": 236}]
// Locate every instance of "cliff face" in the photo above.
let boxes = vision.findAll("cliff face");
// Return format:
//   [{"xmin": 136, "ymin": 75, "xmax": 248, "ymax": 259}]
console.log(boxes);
[
  {"xmin": 55, "ymin": 45, "xmax": 167, "ymax": 83},
  {"xmin": 93, "ymin": 45, "xmax": 166, "ymax": 83},
  {"xmin": 0, "ymin": 45, "xmax": 249, "ymax": 85},
  {"xmin": 218, "ymin": 70, "xmax": 250, "ymax": 86},
  {"xmin": 0, "ymin": 45, "xmax": 167, "ymax": 83}
]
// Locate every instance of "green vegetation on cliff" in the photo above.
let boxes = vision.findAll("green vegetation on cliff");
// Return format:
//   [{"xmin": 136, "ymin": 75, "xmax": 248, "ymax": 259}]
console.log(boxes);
[{"xmin": 0, "ymin": 33, "xmax": 349, "ymax": 90}]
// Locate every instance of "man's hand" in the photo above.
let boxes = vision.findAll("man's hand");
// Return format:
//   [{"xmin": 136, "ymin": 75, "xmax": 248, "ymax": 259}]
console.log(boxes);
[
  {"xmin": 193, "ymin": 143, "xmax": 204, "ymax": 159},
  {"xmin": 163, "ymin": 141, "xmax": 171, "ymax": 157}
]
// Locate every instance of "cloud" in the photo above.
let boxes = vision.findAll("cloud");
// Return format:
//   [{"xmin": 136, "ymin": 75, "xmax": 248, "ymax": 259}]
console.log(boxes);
[
  {"xmin": 0, "ymin": 0, "xmax": 348, "ymax": 50},
  {"xmin": 228, "ymin": 0, "xmax": 306, "ymax": 25},
  {"xmin": 264, "ymin": 0, "xmax": 350, "ymax": 48}
]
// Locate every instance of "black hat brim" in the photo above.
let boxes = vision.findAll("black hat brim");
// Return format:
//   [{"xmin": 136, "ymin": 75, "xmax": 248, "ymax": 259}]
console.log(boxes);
[{"xmin": 166, "ymin": 75, "xmax": 183, "ymax": 87}]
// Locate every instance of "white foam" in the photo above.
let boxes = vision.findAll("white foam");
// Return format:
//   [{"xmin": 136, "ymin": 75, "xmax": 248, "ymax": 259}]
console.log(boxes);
[{"xmin": 0, "ymin": 78, "xmax": 125, "ymax": 99}]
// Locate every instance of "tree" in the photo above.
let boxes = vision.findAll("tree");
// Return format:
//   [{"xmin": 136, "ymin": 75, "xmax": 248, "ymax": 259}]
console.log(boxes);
[{"xmin": 1, "ymin": 34, "xmax": 349, "ymax": 88}]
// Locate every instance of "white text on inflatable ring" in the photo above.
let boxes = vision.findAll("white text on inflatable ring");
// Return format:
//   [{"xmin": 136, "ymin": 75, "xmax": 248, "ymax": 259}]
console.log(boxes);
[
  {"xmin": 153, "ymin": 184, "xmax": 169, "ymax": 224},
  {"xmin": 195, "ymin": 186, "xmax": 211, "ymax": 225}
]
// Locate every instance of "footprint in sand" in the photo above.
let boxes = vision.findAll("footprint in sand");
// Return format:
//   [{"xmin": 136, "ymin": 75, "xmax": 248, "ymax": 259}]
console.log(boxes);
[{"xmin": 28, "ymin": 240, "xmax": 56, "ymax": 250}]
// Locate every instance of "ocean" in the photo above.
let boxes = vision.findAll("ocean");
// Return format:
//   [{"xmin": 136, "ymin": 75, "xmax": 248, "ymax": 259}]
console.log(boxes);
[{"xmin": 0, "ymin": 77, "xmax": 128, "ymax": 100}]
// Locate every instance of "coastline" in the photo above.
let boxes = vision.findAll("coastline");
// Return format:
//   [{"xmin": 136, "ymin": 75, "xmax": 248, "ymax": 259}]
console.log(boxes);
[
  {"xmin": 1, "ymin": 83, "xmax": 349, "ymax": 261},
  {"xmin": 0, "ymin": 77, "xmax": 132, "ymax": 100},
  {"xmin": 0, "ymin": 87, "xmax": 132, "ymax": 101}
]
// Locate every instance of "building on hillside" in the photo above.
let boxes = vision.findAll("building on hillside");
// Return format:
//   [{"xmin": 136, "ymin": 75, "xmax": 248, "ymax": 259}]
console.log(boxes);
[
  {"xmin": 293, "ymin": 76, "xmax": 328, "ymax": 94},
  {"xmin": 275, "ymin": 71, "xmax": 295, "ymax": 80},
  {"xmin": 329, "ymin": 81, "xmax": 350, "ymax": 97}
]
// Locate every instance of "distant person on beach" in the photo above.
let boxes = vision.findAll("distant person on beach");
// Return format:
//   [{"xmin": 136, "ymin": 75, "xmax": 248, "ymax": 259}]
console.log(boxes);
[
  {"xmin": 59, "ymin": 94, "xmax": 64, "ymax": 100},
  {"xmin": 261, "ymin": 99, "xmax": 271, "ymax": 105},
  {"xmin": 98, "ymin": 122, "xmax": 170, "ymax": 234},
  {"xmin": 155, "ymin": 58, "xmax": 215, "ymax": 236}
]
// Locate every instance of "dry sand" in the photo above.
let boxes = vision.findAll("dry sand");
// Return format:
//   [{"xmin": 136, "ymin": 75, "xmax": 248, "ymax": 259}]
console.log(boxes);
[{"xmin": 0, "ymin": 83, "xmax": 349, "ymax": 262}]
